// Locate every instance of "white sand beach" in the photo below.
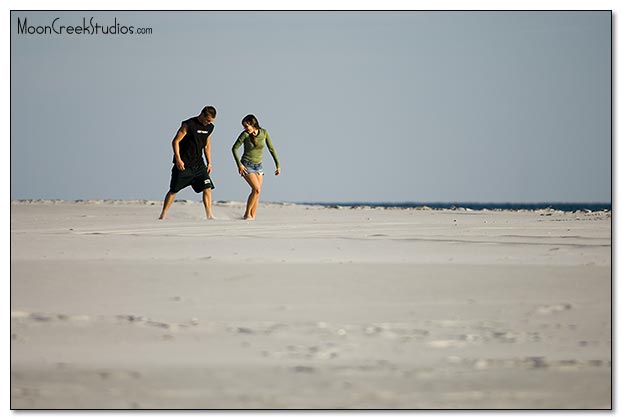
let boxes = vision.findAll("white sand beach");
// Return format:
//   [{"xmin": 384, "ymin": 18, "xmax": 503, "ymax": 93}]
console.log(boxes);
[{"xmin": 10, "ymin": 200, "xmax": 611, "ymax": 409}]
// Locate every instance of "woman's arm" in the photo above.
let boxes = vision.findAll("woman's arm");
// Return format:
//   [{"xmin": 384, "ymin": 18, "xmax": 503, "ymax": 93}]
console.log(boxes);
[
  {"xmin": 264, "ymin": 130, "xmax": 281, "ymax": 175},
  {"xmin": 232, "ymin": 132, "xmax": 248, "ymax": 176}
]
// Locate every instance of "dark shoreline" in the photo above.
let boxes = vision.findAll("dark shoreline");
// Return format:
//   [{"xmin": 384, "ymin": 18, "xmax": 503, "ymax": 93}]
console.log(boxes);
[
  {"xmin": 10, "ymin": 199, "xmax": 612, "ymax": 213},
  {"xmin": 298, "ymin": 202, "xmax": 612, "ymax": 212}
]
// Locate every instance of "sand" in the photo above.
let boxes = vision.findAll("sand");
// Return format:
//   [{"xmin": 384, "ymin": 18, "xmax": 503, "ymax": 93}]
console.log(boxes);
[{"xmin": 10, "ymin": 200, "xmax": 612, "ymax": 409}]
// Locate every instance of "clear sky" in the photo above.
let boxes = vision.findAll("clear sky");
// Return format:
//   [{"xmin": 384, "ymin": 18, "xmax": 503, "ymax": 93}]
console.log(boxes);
[{"xmin": 10, "ymin": 10, "xmax": 611, "ymax": 203}]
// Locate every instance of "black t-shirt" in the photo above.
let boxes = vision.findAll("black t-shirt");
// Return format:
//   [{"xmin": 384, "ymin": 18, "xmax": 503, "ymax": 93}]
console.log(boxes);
[{"xmin": 174, "ymin": 117, "xmax": 215, "ymax": 167}]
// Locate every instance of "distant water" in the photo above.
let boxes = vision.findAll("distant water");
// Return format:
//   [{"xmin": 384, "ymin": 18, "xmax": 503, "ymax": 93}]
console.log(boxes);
[{"xmin": 299, "ymin": 202, "xmax": 612, "ymax": 212}]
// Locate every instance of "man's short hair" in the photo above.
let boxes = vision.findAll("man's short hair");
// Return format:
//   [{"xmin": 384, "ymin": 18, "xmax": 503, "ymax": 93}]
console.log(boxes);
[{"xmin": 202, "ymin": 106, "xmax": 217, "ymax": 119}]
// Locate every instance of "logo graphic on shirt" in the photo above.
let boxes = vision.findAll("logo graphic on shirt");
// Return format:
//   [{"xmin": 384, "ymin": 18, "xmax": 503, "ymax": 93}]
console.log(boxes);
[{"xmin": 197, "ymin": 130, "xmax": 209, "ymax": 134}]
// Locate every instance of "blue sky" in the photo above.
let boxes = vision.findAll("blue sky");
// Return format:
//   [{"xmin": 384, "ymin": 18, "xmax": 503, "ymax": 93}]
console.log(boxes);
[{"xmin": 10, "ymin": 10, "xmax": 611, "ymax": 203}]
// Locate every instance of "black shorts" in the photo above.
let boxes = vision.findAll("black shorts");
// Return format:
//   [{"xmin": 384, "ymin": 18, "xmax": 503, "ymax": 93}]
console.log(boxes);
[{"xmin": 169, "ymin": 164, "xmax": 215, "ymax": 193}]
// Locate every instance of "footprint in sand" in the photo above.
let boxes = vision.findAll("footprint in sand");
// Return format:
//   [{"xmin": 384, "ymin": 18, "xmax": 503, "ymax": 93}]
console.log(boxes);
[
  {"xmin": 535, "ymin": 303, "xmax": 573, "ymax": 315},
  {"xmin": 11, "ymin": 311, "xmax": 90, "ymax": 323},
  {"xmin": 426, "ymin": 339, "xmax": 467, "ymax": 349}
]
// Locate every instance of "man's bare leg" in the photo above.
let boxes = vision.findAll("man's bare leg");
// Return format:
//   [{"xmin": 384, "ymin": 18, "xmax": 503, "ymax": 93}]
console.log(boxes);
[
  {"xmin": 159, "ymin": 191, "xmax": 176, "ymax": 220},
  {"xmin": 203, "ymin": 188, "xmax": 214, "ymax": 219}
]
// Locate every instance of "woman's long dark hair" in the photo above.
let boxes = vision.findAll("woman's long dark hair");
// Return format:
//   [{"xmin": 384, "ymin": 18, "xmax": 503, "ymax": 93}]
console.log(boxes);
[{"xmin": 242, "ymin": 114, "xmax": 261, "ymax": 146}]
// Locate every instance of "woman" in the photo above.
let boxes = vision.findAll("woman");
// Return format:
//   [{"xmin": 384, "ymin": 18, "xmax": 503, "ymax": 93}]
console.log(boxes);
[{"xmin": 231, "ymin": 114, "xmax": 281, "ymax": 220}]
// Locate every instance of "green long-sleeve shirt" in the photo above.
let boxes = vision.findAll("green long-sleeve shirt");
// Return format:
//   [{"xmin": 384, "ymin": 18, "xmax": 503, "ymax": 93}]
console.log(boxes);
[{"xmin": 232, "ymin": 128, "xmax": 280, "ymax": 169}]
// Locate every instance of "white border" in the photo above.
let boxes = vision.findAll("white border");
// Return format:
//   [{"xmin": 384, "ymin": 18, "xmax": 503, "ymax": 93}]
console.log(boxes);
[{"xmin": 5, "ymin": 1, "xmax": 617, "ymax": 418}]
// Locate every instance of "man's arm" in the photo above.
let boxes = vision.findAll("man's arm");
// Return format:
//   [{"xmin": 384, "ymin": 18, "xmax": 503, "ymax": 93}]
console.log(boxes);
[
  {"xmin": 172, "ymin": 123, "xmax": 188, "ymax": 171},
  {"xmin": 204, "ymin": 135, "xmax": 212, "ymax": 174}
]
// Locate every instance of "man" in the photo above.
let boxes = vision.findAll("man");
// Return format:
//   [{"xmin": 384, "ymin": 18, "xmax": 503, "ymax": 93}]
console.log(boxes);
[{"xmin": 159, "ymin": 106, "xmax": 217, "ymax": 220}]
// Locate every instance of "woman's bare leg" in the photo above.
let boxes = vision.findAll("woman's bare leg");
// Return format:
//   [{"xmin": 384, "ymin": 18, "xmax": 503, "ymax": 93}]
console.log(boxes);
[
  {"xmin": 243, "ymin": 173, "xmax": 261, "ymax": 220},
  {"xmin": 249, "ymin": 174, "xmax": 264, "ymax": 219}
]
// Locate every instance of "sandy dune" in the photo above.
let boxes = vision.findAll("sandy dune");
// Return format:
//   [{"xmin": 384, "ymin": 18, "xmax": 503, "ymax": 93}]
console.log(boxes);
[{"xmin": 10, "ymin": 200, "xmax": 611, "ymax": 409}]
